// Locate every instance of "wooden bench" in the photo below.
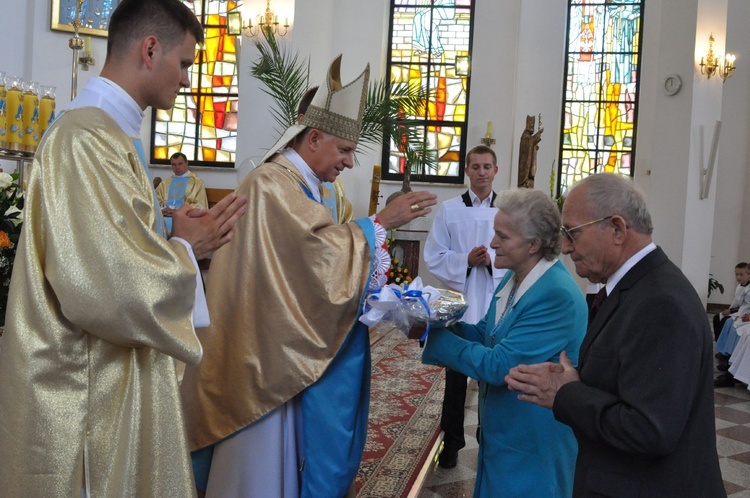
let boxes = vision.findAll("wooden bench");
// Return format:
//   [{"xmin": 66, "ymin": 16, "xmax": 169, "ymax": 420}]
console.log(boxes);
[{"xmin": 206, "ymin": 188, "xmax": 236, "ymax": 208}]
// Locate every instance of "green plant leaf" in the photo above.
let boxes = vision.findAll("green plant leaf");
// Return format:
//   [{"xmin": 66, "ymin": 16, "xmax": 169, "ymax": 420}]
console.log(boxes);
[
  {"xmin": 251, "ymin": 31, "xmax": 435, "ymax": 175},
  {"xmin": 251, "ymin": 30, "xmax": 310, "ymax": 134}
]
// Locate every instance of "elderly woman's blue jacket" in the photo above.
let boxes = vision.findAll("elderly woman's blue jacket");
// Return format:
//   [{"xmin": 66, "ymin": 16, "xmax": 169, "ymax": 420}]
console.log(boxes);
[{"xmin": 423, "ymin": 259, "xmax": 587, "ymax": 498}]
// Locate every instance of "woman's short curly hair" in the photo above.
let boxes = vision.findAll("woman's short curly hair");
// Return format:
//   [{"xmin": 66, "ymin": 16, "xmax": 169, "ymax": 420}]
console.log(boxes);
[{"xmin": 495, "ymin": 188, "xmax": 562, "ymax": 261}]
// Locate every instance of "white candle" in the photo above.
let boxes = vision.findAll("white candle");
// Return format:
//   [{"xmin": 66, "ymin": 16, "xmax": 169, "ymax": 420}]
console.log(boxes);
[
  {"xmin": 84, "ymin": 36, "xmax": 92, "ymax": 55},
  {"xmin": 486, "ymin": 121, "xmax": 493, "ymax": 137}
]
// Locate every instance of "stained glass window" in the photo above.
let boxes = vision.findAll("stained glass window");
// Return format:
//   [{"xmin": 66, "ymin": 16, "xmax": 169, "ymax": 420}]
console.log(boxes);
[
  {"xmin": 382, "ymin": 0, "xmax": 475, "ymax": 183},
  {"xmin": 150, "ymin": 0, "xmax": 241, "ymax": 168},
  {"xmin": 558, "ymin": 0, "xmax": 643, "ymax": 195}
]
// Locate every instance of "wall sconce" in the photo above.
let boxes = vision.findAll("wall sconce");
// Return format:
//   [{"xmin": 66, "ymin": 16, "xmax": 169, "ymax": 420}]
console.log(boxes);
[
  {"xmin": 78, "ymin": 36, "xmax": 95, "ymax": 71},
  {"xmin": 700, "ymin": 34, "xmax": 736, "ymax": 82},
  {"xmin": 243, "ymin": 0, "xmax": 289, "ymax": 37},
  {"xmin": 455, "ymin": 55, "xmax": 470, "ymax": 76},
  {"xmin": 481, "ymin": 121, "xmax": 496, "ymax": 147}
]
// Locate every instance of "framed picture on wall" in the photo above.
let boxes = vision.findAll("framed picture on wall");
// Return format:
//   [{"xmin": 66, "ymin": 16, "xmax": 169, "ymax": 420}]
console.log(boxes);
[{"xmin": 50, "ymin": 0, "xmax": 122, "ymax": 38}]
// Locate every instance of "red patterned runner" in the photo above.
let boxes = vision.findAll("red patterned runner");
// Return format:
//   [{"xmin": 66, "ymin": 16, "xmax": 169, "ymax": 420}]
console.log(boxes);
[{"xmin": 356, "ymin": 331, "xmax": 445, "ymax": 497}]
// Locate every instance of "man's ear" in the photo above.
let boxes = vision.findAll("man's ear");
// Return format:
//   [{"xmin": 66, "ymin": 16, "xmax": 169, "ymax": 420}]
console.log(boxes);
[
  {"xmin": 611, "ymin": 215, "xmax": 628, "ymax": 244},
  {"xmin": 307, "ymin": 128, "xmax": 322, "ymax": 149},
  {"xmin": 142, "ymin": 36, "xmax": 158, "ymax": 68}
]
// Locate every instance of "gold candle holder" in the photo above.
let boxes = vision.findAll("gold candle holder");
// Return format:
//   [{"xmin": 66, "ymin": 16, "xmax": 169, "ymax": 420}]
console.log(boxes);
[{"xmin": 69, "ymin": 0, "xmax": 94, "ymax": 100}]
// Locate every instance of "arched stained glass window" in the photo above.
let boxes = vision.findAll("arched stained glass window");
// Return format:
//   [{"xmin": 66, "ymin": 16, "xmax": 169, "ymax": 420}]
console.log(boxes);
[
  {"xmin": 150, "ymin": 0, "xmax": 242, "ymax": 168},
  {"xmin": 382, "ymin": 0, "xmax": 475, "ymax": 184},
  {"xmin": 558, "ymin": 0, "xmax": 643, "ymax": 195}
]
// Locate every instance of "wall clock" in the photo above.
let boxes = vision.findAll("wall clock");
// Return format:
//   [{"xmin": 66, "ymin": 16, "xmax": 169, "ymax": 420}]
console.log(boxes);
[{"xmin": 664, "ymin": 74, "xmax": 682, "ymax": 96}]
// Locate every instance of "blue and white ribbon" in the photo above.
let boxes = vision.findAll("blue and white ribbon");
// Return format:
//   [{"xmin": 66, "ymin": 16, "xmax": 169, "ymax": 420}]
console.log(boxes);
[{"xmin": 360, "ymin": 277, "xmax": 440, "ymax": 341}]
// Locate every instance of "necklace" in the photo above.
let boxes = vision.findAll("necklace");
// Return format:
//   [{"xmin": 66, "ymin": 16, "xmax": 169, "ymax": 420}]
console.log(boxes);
[{"xmin": 489, "ymin": 279, "xmax": 517, "ymax": 343}]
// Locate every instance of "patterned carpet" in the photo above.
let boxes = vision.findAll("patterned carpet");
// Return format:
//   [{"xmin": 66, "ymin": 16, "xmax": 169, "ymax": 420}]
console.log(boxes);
[{"xmin": 356, "ymin": 331, "xmax": 445, "ymax": 498}]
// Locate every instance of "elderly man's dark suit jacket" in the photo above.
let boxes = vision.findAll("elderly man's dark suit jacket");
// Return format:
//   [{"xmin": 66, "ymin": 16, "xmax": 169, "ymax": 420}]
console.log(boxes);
[{"xmin": 553, "ymin": 247, "xmax": 725, "ymax": 497}]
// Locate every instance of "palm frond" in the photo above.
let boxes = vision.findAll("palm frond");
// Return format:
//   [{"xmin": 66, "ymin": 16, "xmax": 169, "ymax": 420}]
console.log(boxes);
[
  {"xmin": 250, "ymin": 33, "xmax": 433, "ymax": 175},
  {"xmin": 359, "ymin": 79, "xmax": 436, "ymax": 175},
  {"xmin": 251, "ymin": 31, "xmax": 310, "ymax": 131}
]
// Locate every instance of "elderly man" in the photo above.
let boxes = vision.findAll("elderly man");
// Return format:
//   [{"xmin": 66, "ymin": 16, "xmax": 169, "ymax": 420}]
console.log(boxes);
[
  {"xmin": 423, "ymin": 144, "xmax": 506, "ymax": 468},
  {"xmin": 297, "ymin": 85, "xmax": 352, "ymax": 224},
  {"xmin": 0, "ymin": 0, "xmax": 247, "ymax": 496},
  {"xmin": 505, "ymin": 173, "xmax": 725, "ymax": 497},
  {"xmin": 180, "ymin": 55, "xmax": 437, "ymax": 497}
]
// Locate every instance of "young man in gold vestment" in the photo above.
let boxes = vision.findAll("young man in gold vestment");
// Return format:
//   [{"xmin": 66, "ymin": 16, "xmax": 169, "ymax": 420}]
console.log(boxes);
[{"xmin": 0, "ymin": 1, "xmax": 246, "ymax": 496}]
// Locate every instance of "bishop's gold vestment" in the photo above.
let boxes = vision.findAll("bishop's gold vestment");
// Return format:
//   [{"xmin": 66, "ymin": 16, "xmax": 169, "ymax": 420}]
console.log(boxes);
[
  {"xmin": 180, "ymin": 155, "xmax": 373, "ymax": 451},
  {"xmin": 0, "ymin": 108, "xmax": 202, "ymax": 497}
]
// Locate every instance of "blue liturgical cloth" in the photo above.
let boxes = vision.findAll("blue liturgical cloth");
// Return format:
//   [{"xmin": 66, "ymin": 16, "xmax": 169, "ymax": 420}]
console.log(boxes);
[{"xmin": 163, "ymin": 177, "xmax": 190, "ymax": 234}]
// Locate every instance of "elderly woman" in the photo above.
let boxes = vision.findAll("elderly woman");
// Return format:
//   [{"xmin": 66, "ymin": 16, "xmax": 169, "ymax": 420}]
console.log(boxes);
[{"xmin": 422, "ymin": 188, "xmax": 587, "ymax": 498}]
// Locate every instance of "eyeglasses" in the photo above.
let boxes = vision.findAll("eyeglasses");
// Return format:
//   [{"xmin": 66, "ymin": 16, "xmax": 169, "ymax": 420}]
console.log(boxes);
[{"xmin": 560, "ymin": 216, "xmax": 613, "ymax": 243}]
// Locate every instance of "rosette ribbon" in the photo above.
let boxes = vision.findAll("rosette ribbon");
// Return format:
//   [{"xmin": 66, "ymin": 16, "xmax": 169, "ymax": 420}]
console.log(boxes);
[{"xmin": 359, "ymin": 277, "xmax": 440, "ymax": 340}]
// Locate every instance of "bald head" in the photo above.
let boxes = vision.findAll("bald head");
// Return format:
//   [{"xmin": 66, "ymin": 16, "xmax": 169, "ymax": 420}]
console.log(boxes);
[
  {"xmin": 561, "ymin": 173, "xmax": 653, "ymax": 283},
  {"xmin": 567, "ymin": 173, "xmax": 653, "ymax": 235}
]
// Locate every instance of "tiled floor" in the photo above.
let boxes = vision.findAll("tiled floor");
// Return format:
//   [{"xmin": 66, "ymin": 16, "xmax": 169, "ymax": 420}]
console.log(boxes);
[
  {"xmin": 715, "ymin": 384, "xmax": 750, "ymax": 496},
  {"xmin": 420, "ymin": 379, "xmax": 479, "ymax": 498},
  {"xmin": 419, "ymin": 367, "xmax": 750, "ymax": 497}
]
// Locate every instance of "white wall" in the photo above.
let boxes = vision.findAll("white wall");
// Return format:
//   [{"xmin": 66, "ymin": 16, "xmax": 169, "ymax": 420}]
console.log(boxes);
[
  {"xmin": 710, "ymin": 0, "xmax": 750, "ymax": 301},
  {"xmin": 3, "ymin": 0, "xmax": 749, "ymax": 304}
]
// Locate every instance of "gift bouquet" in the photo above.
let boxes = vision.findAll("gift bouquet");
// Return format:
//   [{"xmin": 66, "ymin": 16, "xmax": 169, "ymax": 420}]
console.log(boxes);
[{"xmin": 359, "ymin": 277, "xmax": 468, "ymax": 340}]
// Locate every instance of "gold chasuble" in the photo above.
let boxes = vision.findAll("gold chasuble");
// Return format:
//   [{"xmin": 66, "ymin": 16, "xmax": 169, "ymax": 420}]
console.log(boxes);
[
  {"xmin": 0, "ymin": 108, "xmax": 201, "ymax": 497},
  {"xmin": 156, "ymin": 171, "xmax": 208, "ymax": 209},
  {"xmin": 180, "ymin": 154, "xmax": 372, "ymax": 451}
]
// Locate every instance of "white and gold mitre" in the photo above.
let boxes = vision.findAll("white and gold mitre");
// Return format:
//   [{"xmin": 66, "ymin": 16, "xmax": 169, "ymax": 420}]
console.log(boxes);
[
  {"xmin": 301, "ymin": 54, "xmax": 369, "ymax": 143},
  {"xmin": 260, "ymin": 54, "xmax": 370, "ymax": 164}
]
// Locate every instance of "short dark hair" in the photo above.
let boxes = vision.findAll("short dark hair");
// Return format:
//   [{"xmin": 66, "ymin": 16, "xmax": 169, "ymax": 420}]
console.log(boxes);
[
  {"xmin": 170, "ymin": 152, "xmax": 188, "ymax": 162},
  {"xmin": 297, "ymin": 87, "xmax": 319, "ymax": 117},
  {"xmin": 466, "ymin": 145, "xmax": 497, "ymax": 166},
  {"xmin": 106, "ymin": 0, "xmax": 204, "ymax": 61},
  {"xmin": 736, "ymin": 262, "xmax": 748, "ymax": 270}
]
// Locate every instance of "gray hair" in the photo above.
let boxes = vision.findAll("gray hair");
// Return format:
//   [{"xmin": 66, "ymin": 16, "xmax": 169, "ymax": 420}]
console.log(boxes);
[
  {"xmin": 495, "ymin": 189, "xmax": 562, "ymax": 261},
  {"xmin": 569, "ymin": 173, "xmax": 653, "ymax": 234}
]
